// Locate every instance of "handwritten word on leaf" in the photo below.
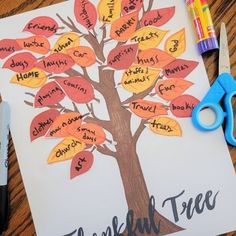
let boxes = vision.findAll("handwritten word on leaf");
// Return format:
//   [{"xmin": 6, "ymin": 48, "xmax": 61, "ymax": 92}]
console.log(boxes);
[
  {"xmin": 163, "ymin": 59, "xmax": 199, "ymax": 78},
  {"xmin": 136, "ymin": 48, "xmax": 175, "ymax": 69},
  {"xmin": 74, "ymin": 0, "xmax": 97, "ymax": 29},
  {"xmin": 71, "ymin": 123, "xmax": 106, "ymax": 145},
  {"xmin": 170, "ymin": 95, "xmax": 199, "ymax": 118},
  {"xmin": 36, "ymin": 53, "xmax": 75, "ymax": 74},
  {"xmin": 110, "ymin": 11, "xmax": 138, "ymax": 41},
  {"xmin": 98, "ymin": 0, "xmax": 121, "ymax": 23},
  {"xmin": 47, "ymin": 112, "xmax": 83, "ymax": 138},
  {"xmin": 67, "ymin": 46, "xmax": 96, "ymax": 67},
  {"xmin": 129, "ymin": 99, "xmax": 167, "ymax": 119},
  {"xmin": 141, "ymin": 7, "xmax": 175, "ymax": 27},
  {"xmin": 23, "ymin": 16, "xmax": 59, "ymax": 37},
  {"xmin": 48, "ymin": 137, "xmax": 85, "ymax": 164},
  {"xmin": 121, "ymin": 65, "xmax": 160, "ymax": 94},
  {"xmin": 52, "ymin": 32, "xmax": 80, "ymax": 54},
  {"xmin": 155, "ymin": 78, "xmax": 193, "ymax": 101},
  {"xmin": 107, "ymin": 44, "xmax": 138, "ymax": 70},
  {"xmin": 30, "ymin": 109, "xmax": 60, "ymax": 141},
  {"xmin": 34, "ymin": 81, "xmax": 65, "ymax": 107},
  {"xmin": 3, "ymin": 52, "xmax": 37, "ymax": 73},
  {"xmin": 56, "ymin": 77, "xmax": 95, "ymax": 103},
  {"xmin": 16, "ymin": 36, "xmax": 50, "ymax": 55},
  {"xmin": 0, "ymin": 39, "xmax": 21, "ymax": 59},
  {"xmin": 131, "ymin": 27, "xmax": 168, "ymax": 50},
  {"xmin": 70, "ymin": 151, "xmax": 94, "ymax": 179},
  {"xmin": 121, "ymin": 0, "xmax": 143, "ymax": 15},
  {"xmin": 149, "ymin": 116, "xmax": 182, "ymax": 137},
  {"xmin": 11, "ymin": 68, "xmax": 47, "ymax": 88},
  {"xmin": 165, "ymin": 28, "xmax": 186, "ymax": 57}
]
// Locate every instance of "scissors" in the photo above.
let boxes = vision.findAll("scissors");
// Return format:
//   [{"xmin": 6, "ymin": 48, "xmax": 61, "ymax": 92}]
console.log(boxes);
[{"xmin": 192, "ymin": 22, "xmax": 236, "ymax": 146}]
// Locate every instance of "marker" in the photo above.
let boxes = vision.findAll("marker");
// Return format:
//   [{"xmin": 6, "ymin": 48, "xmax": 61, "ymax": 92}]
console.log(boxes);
[
  {"xmin": 186, "ymin": 0, "xmax": 219, "ymax": 54},
  {"xmin": 0, "ymin": 102, "xmax": 10, "ymax": 234}
]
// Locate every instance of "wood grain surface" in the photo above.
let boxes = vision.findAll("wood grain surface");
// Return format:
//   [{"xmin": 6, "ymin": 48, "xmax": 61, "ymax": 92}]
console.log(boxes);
[{"xmin": 0, "ymin": 0, "xmax": 235, "ymax": 235}]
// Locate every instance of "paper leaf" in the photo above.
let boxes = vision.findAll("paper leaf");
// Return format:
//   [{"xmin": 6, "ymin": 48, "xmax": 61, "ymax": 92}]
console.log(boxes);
[
  {"xmin": 48, "ymin": 137, "xmax": 86, "ymax": 164},
  {"xmin": 163, "ymin": 59, "xmax": 199, "ymax": 78},
  {"xmin": 34, "ymin": 81, "xmax": 65, "ymax": 107},
  {"xmin": 56, "ymin": 77, "xmax": 95, "ymax": 103},
  {"xmin": 107, "ymin": 43, "xmax": 138, "ymax": 70},
  {"xmin": 110, "ymin": 11, "xmax": 138, "ymax": 41},
  {"xmin": 67, "ymin": 46, "xmax": 96, "ymax": 67},
  {"xmin": 51, "ymin": 32, "xmax": 80, "ymax": 54},
  {"xmin": 11, "ymin": 67, "xmax": 48, "ymax": 88},
  {"xmin": 129, "ymin": 99, "xmax": 167, "ymax": 119},
  {"xmin": 149, "ymin": 116, "xmax": 182, "ymax": 137},
  {"xmin": 121, "ymin": 0, "xmax": 143, "ymax": 15},
  {"xmin": 46, "ymin": 112, "xmax": 83, "ymax": 138},
  {"xmin": 155, "ymin": 78, "xmax": 193, "ymax": 101},
  {"xmin": 70, "ymin": 151, "xmax": 94, "ymax": 179},
  {"xmin": 0, "ymin": 39, "xmax": 21, "ymax": 59},
  {"xmin": 170, "ymin": 94, "xmax": 199, "ymax": 118},
  {"xmin": 70, "ymin": 123, "xmax": 106, "ymax": 145},
  {"xmin": 23, "ymin": 16, "xmax": 58, "ymax": 37},
  {"xmin": 130, "ymin": 27, "xmax": 168, "ymax": 50},
  {"xmin": 98, "ymin": 0, "xmax": 121, "ymax": 24},
  {"xmin": 141, "ymin": 7, "xmax": 175, "ymax": 27},
  {"xmin": 16, "ymin": 36, "xmax": 50, "ymax": 55},
  {"xmin": 36, "ymin": 53, "xmax": 75, "ymax": 73},
  {"xmin": 136, "ymin": 48, "xmax": 175, "ymax": 69},
  {"xmin": 121, "ymin": 65, "xmax": 160, "ymax": 94},
  {"xmin": 165, "ymin": 28, "xmax": 186, "ymax": 57},
  {"xmin": 3, "ymin": 52, "xmax": 37, "ymax": 73},
  {"xmin": 74, "ymin": 0, "xmax": 97, "ymax": 29},
  {"xmin": 30, "ymin": 109, "xmax": 60, "ymax": 141}
]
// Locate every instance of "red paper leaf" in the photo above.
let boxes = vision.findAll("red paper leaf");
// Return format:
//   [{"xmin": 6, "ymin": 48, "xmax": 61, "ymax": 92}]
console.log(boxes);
[
  {"xmin": 36, "ymin": 53, "xmax": 75, "ymax": 73},
  {"xmin": 23, "ymin": 16, "xmax": 59, "ymax": 37},
  {"xmin": 170, "ymin": 94, "xmax": 200, "ymax": 117},
  {"xmin": 74, "ymin": 0, "xmax": 97, "ymax": 30},
  {"xmin": 107, "ymin": 44, "xmax": 138, "ymax": 70},
  {"xmin": 0, "ymin": 39, "xmax": 21, "ymax": 59},
  {"xmin": 70, "ymin": 151, "xmax": 94, "ymax": 179},
  {"xmin": 34, "ymin": 81, "xmax": 65, "ymax": 108},
  {"xmin": 121, "ymin": 0, "xmax": 143, "ymax": 15},
  {"xmin": 56, "ymin": 76, "xmax": 95, "ymax": 103},
  {"xmin": 141, "ymin": 7, "xmax": 175, "ymax": 27},
  {"xmin": 163, "ymin": 59, "xmax": 199, "ymax": 78},
  {"xmin": 2, "ymin": 52, "xmax": 37, "ymax": 73},
  {"xmin": 30, "ymin": 109, "xmax": 60, "ymax": 141}
]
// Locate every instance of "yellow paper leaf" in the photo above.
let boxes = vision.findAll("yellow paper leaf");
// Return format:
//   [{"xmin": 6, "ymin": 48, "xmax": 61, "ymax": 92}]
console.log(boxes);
[
  {"xmin": 149, "ymin": 116, "xmax": 182, "ymax": 137},
  {"xmin": 10, "ymin": 68, "xmax": 47, "ymax": 88},
  {"xmin": 51, "ymin": 32, "xmax": 80, "ymax": 54},
  {"xmin": 48, "ymin": 136, "xmax": 86, "ymax": 164},
  {"xmin": 164, "ymin": 28, "xmax": 186, "ymax": 57},
  {"xmin": 131, "ymin": 27, "xmax": 168, "ymax": 50},
  {"xmin": 121, "ymin": 65, "xmax": 160, "ymax": 94},
  {"xmin": 98, "ymin": 0, "xmax": 121, "ymax": 23}
]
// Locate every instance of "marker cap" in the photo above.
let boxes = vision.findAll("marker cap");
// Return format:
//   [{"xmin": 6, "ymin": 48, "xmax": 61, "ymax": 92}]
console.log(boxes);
[{"xmin": 198, "ymin": 37, "xmax": 219, "ymax": 54}]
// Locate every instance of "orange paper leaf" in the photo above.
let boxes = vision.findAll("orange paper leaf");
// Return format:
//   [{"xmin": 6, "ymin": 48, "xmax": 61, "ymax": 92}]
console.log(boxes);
[
  {"xmin": 155, "ymin": 78, "xmax": 193, "ymax": 101},
  {"xmin": 0, "ymin": 39, "xmax": 21, "ymax": 59},
  {"xmin": 165, "ymin": 28, "xmax": 186, "ymax": 57},
  {"xmin": 110, "ymin": 11, "xmax": 138, "ymax": 41},
  {"xmin": 70, "ymin": 151, "xmax": 94, "ymax": 179},
  {"xmin": 46, "ymin": 112, "xmax": 83, "ymax": 138},
  {"xmin": 149, "ymin": 116, "xmax": 182, "ymax": 137},
  {"xmin": 48, "ymin": 137, "xmax": 86, "ymax": 164},
  {"xmin": 129, "ymin": 99, "xmax": 167, "ymax": 119},
  {"xmin": 67, "ymin": 46, "xmax": 96, "ymax": 67}
]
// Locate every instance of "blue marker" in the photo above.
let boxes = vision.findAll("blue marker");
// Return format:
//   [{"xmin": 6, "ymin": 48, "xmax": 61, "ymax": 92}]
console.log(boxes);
[{"xmin": 0, "ymin": 102, "xmax": 10, "ymax": 234}]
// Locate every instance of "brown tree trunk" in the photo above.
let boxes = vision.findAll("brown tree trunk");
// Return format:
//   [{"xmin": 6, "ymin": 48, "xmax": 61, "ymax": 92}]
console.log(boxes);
[{"xmin": 98, "ymin": 68, "xmax": 184, "ymax": 235}]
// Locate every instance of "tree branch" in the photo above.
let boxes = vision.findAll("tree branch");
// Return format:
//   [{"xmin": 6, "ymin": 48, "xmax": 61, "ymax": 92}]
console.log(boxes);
[
  {"xmin": 133, "ymin": 119, "xmax": 147, "ymax": 145},
  {"xmin": 96, "ymin": 144, "xmax": 117, "ymax": 158}
]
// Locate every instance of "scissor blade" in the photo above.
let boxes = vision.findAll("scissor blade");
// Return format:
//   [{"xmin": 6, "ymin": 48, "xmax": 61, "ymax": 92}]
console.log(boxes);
[{"xmin": 219, "ymin": 22, "xmax": 231, "ymax": 74}]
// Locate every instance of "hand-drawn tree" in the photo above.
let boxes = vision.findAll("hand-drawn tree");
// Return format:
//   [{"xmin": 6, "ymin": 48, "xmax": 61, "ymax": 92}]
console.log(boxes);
[{"xmin": 0, "ymin": 0, "xmax": 200, "ymax": 235}]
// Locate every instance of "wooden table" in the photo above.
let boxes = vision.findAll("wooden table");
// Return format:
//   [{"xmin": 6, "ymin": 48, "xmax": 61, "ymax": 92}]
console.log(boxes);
[{"xmin": 0, "ymin": 0, "xmax": 235, "ymax": 235}]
